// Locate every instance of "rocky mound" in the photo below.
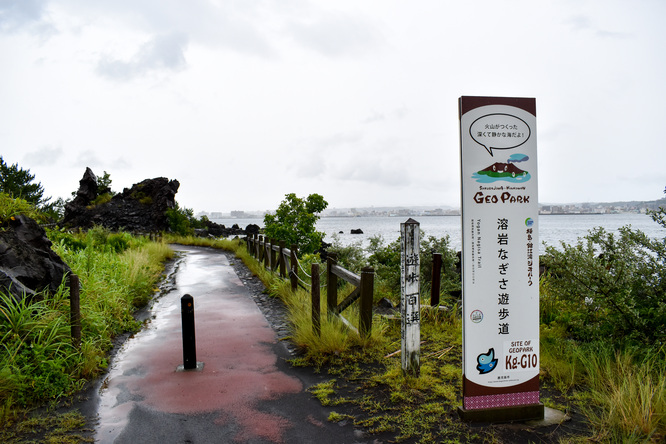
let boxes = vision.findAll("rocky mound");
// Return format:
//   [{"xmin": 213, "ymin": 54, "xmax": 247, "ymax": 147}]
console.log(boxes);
[
  {"xmin": 0, "ymin": 214, "xmax": 71, "ymax": 302},
  {"xmin": 61, "ymin": 168, "xmax": 180, "ymax": 233}
]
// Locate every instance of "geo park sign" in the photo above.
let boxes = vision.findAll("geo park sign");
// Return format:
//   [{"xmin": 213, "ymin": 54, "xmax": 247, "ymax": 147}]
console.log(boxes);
[{"xmin": 458, "ymin": 96, "xmax": 544, "ymax": 422}]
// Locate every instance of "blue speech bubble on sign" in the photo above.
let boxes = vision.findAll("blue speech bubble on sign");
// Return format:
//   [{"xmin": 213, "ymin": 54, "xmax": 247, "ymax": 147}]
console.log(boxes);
[{"xmin": 470, "ymin": 113, "xmax": 531, "ymax": 157}]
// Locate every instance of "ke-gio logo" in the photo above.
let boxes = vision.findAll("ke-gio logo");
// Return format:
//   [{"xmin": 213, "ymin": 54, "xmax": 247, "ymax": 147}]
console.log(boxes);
[{"xmin": 476, "ymin": 348, "xmax": 498, "ymax": 374}]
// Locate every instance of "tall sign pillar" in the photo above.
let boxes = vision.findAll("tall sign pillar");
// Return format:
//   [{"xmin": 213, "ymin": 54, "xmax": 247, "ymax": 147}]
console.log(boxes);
[{"xmin": 458, "ymin": 96, "xmax": 543, "ymax": 422}]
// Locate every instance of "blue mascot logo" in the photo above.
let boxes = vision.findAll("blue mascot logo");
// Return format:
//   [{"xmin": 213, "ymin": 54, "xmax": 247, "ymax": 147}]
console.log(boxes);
[{"xmin": 476, "ymin": 348, "xmax": 498, "ymax": 374}]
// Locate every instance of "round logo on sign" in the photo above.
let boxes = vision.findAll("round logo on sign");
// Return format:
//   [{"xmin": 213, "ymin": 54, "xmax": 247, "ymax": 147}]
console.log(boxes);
[{"xmin": 470, "ymin": 310, "xmax": 483, "ymax": 323}]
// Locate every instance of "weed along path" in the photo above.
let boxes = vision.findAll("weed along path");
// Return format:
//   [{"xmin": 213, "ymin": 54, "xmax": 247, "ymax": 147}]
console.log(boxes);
[{"xmin": 93, "ymin": 245, "xmax": 362, "ymax": 444}]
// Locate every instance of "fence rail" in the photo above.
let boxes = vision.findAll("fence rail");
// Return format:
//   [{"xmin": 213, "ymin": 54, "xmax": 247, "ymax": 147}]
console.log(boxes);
[{"xmin": 245, "ymin": 234, "xmax": 374, "ymax": 337}]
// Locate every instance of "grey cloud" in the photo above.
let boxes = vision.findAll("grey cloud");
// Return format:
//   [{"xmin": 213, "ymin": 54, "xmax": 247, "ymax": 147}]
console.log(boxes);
[
  {"xmin": 96, "ymin": 32, "xmax": 188, "ymax": 80},
  {"xmin": 22, "ymin": 145, "xmax": 63, "ymax": 166},
  {"xmin": 287, "ymin": 11, "xmax": 383, "ymax": 57},
  {"xmin": 319, "ymin": 130, "xmax": 364, "ymax": 148},
  {"xmin": 362, "ymin": 112, "xmax": 385, "ymax": 124},
  {"xmin": 362, "ymin": 106, "xmax": 408, "ymax": 125},
  {"xmin": 65, "ymin": 0, "xmax": 276, "ymax": 58},
  {"xmin": 75, "ymin": 150, "xmax": 102, "ymax": 167},
  {"xmin": 0, "ymin": 0, "xmax": 55, "ymax": 37},
  {"xmin": 337, "ymin": 160, "xmax": 411, "ymax": 187},
  {"xmin": 110, "ymin": 157, "xmax": 131, "ymax": 170},
  {"xmin": 74, "ymin": 150, "xmax": 129, "ymax": 171},
  {"xmin": 565, "ymin": 14, "xmax": 630, "ymax": 39}
]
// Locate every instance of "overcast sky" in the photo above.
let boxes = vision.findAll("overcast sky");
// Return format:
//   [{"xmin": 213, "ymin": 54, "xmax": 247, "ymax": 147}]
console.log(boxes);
[{"xmin": 2, "ymin": 0, "xmax": 665, "ymax": 213}]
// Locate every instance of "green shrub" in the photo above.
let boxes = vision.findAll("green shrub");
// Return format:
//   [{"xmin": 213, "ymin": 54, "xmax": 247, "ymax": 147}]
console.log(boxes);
[
  {"xmin": 166, "ymin": 204, "xmax": 194, "ymax": 236},
  {"xmin": 89, "ymin": 192, "xmax": 112, "ymax": 207},
  {"xmin": 326, "ymin": 234, "xmax": 365, "ymax": 273},
  {"xmin": 365, "ymin": 233, "xmax": 460, "ymax": 306},
  {"xmin": 541, "ymin": 225, "xmax": 666, "ymax": 348}
]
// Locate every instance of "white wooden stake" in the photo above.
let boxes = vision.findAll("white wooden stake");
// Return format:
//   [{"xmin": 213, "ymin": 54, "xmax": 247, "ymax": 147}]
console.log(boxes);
[{"xmin": 400, "ymin": 218, "xmax": 420, "ymax": 377}]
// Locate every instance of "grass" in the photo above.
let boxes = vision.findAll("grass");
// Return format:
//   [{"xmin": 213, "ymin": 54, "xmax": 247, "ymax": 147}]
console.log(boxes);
[
  {"xmin": 1, "ymin": 226, "xmax": 174, "ymax": 440},
  {"xmin": 576, "ymin": 346, "xmax": 665, "ymax": 442},
  {"xmin": 3, "ymin": 224, "xmax": 662, "ymax": 443},
  {"xmin": 224, "ymin": 238, "xmax": 665, "ymax": 443},
  {"xmin": 540, "ymin": 326, "xmax": 666, "ymax": 443},
  {"xmin": 0, "ymin": 410, "xmax": 93, "ymax": 443}
]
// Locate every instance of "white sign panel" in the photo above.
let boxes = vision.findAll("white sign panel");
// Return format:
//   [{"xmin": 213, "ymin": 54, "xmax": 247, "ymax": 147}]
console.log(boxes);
[{"xmin": 459, "ymin": 96, "xmax": 540, "ymax": 411}]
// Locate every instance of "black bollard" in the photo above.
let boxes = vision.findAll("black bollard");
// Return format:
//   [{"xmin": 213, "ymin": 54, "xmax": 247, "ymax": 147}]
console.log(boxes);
[{"xmin": 181, "ymin": 294, "xmax": 197, "ymax": 370}]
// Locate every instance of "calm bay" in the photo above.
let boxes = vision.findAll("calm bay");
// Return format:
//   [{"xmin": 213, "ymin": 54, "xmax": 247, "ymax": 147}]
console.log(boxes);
[{"xmin": 212, "ymin": 213, "xmax": 666, "ymax": 253}]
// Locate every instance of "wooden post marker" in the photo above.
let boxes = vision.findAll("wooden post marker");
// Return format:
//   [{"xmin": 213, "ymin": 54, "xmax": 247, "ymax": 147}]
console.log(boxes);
[
  {"xmin": 69, "ymin": 274, "xmax": 81, "ymax": 348},
  {"xmin": 311, "ymin": 263, "xmax": 321, "ymax": 336},
  {"xmin": 400, "ymin": 218, "xmax": 421, "ymax": 377},
  {"xmin": 430, "ymin": 253, "xmax": 442, "ymax": 307}
]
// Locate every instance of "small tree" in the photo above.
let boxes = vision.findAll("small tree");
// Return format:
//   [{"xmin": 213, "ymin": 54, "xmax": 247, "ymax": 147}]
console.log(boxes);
[
  {"xmin": 0, "ymin": 156, "xmax": 48, "ymax": 207},
  {"xmin": 263, "ymin": 193, "xmax": 328, "ymax": 255},
  {"xmin": 166, "ymin": 202, "xmax": 195, "ymax": 236},
  {"xmin": 97, "ymin": 170, "xmax": 114, "ymax": 195}
]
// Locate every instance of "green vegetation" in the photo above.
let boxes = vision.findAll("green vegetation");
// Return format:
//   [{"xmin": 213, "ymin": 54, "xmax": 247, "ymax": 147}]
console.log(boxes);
[
  {"xmin": 1, "ymin": 161, "xmax": 665, "ymax": 442},
  {"xmin": 0, "ymin": 157, "xmax": 48, "ymax": 208},
  {"xmin": 263, "ymin": 193, "xmax": 328, "ymax": 255},
  {"xmin": 166, "ymin": 202, "xmax": 210, "ymax": 236},
  {"xmin": 230, "ymin": 193, "xmax": 666, "ymax": 442},
  {"xmin": 541, "ymin": 226, "xmax": 665, "ymax": 348},
  {"xmin": 0, "ymin": 193, "xmax": 173, "ymax": 440}
]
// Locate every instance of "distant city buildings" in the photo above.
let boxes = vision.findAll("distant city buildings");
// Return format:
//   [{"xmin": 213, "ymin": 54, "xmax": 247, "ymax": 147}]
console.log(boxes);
[
  {"xmin": 539, "ymin": 200, "xmax": 664, "ymax": 215},
  {"xmin": 200, "ymin": 198, "xmax": 665, "ymax": 220}
]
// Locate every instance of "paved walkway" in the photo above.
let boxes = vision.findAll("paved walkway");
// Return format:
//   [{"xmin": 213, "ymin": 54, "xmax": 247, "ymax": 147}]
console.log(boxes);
[{"xmin": 93, "ymin": 245, "xmax": 363, "ymax": 444}]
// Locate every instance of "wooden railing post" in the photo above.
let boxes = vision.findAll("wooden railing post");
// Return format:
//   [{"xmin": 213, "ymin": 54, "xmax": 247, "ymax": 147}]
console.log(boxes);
[
  {"xmin": 431, "ymin": 252, "xmax": 442, "ymax": 307},
  {"xmin": 311, "ymin": 263, "xmax": 321, "ymax": 336},
  {"xmin": 69, "ymin": 274, "xmax": 81, "ymax": 348},
  {"xmin": 264, "ymin": 238, "xmax": 271, "ymax": 269},
  {"xmin": 257, "ymin": 235, "xmax": 263, "ymax": 261},
  {"xmin": 279, "ymin": 241, "xmax": 286, "ymax": 278},
  {"xmin": 359, "ymin": 267, "xmax": 374, "ymax": 337},
  {"xmin": 326, "ymin": 253, "xmax": 338, "ymax": 317},
  {"xmin": 265, "ymin": 239, "xmax": 271, "ymax": 269},
  {"xmin": 290, "ymin": 244, "xmax": 298, "ymax": 291},
  {"xmin": 270, "ymin": 239, "xmax": 278, "ymax": 272}
]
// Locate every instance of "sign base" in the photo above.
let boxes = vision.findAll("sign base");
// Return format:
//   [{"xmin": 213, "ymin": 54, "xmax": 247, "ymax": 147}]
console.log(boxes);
[{"xmin": 458, "ymin": 403, "xmax": 544, "ymax": 423}]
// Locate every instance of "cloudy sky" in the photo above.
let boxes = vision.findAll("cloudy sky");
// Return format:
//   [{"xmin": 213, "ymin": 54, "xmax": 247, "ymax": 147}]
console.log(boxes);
[{"xmin": 1, "ymin": 0, "xmax": 665, "ymax": 213}]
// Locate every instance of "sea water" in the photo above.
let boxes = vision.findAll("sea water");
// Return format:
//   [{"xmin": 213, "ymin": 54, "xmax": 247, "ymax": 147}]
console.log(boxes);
[{"xmin": 212, "ymin": 213, "xmax": 666, "ymax": 253}]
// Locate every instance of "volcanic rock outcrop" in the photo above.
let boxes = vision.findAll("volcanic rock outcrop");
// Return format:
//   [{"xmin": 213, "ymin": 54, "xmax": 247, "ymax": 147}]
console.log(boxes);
[
  {"xmin": 61, "ymin": 168, "xmax": 180, "ymax": 233},
  {"xmin": 0, "ymin": 214, "xmax": 72, "ymax": 302}
]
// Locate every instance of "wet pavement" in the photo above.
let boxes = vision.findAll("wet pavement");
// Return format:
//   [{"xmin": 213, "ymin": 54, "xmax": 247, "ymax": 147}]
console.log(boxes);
[{"xmin": 93, "ymin": 245, "xmax": 365, "ymax": 444}]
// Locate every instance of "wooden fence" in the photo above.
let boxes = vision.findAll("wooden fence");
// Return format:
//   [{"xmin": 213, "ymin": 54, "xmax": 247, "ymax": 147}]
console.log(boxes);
[{"xmin": 245, "ymin": 234, "xmax": 375, "ymax": 336}]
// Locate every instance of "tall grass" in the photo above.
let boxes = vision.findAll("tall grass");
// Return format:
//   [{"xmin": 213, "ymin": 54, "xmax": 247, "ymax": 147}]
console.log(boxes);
[
  {"xmin": 0, "ymin": 284, "xmax": 78, "ymax": 409},
  {"xmin": 541, "ymin": 330, "xmax": 666, "ymax": 442},
  {"xmin": 577, "ymin": 346, "xmax": 666, "ymax": 442},
  {"xmin": 0, "ymin": 227, "xmax": 173, "ymax": 417}
]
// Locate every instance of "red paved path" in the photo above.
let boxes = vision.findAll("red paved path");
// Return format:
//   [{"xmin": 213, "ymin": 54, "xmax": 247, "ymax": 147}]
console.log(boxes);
[{"xmin": 94, "ymin": 245, "xmax": 363, "ymax": 444}]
